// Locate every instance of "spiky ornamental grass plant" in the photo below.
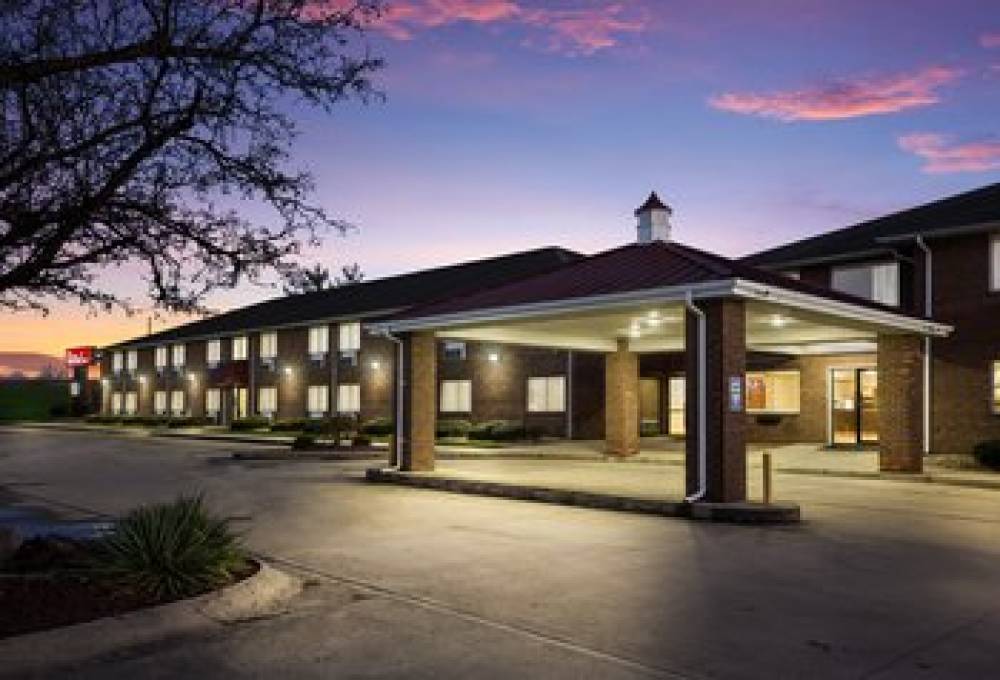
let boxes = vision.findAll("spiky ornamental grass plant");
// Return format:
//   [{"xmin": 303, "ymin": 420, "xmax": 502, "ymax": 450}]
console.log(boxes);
[{"xmin": 96, "ymin": 495, "xmax": 248, "ymax": 600}]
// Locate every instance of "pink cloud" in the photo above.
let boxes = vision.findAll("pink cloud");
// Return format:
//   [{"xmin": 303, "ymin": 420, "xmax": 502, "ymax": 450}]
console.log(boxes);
[
  {"xmin": 709, "ymin": 66, "xmax": 963, "ymax": 122},
  {"xmin": 898, "ymin": 133, "xmax": 1000, "ymax": 174},
  {"xmin": 981, "ymin": 32, "xmax": 1000, "ymax": 49},
  {"xmin": 356, "ymin": 0, "xmax": 646, "ymax": 54}
]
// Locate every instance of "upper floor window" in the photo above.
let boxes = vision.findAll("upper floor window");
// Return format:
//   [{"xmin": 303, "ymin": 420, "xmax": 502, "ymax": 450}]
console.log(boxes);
[
  {"xmin": 339, "ymin": 322, "xmax": 361, "ymax": 354},
  {"xmin": 309, "ymin": 326, "xmax": 329, "ymax": 356},
  {"xmin": 154, "ymin": 346, "xmax": 168, "ymax": 370},
  {"xmin": 125, "ymin": 350, "xmax": 138, "ymax": 373},
  {"xmin": 260, "ymin": 332, "xmax": 278, "ymax": 361},
  {"xmin": 442, "ymin": 341, "xmax": 467, "ymax": 360},
  {"xmin": 171, "ymin": 344, "xmax": 186, "ymax": 369},
  {"xmin": 831, "ymin": 262, "xmax": 899, "ymax": 307},
  {"xmin": 231, "ymin": 335, "xmax": 248, "ymax": 361},
  {"xmin": 440, "ymin": 380, "xmax": 472, "ymax": 414},
  {"xmin": 990, "ymin": 235, "xmax": 1000, "ymax": 292},
  {"xmin": 206, "ymin": 339, "xmax": 222, "ymax": 368},
  {"xmin": 527, "ymin": 376, "xmax": 566, "ymax": 413},
  {"xmin": 747, "ymin": 370, "xmax": 801, "ymax": 414},
  {"xmin": 112, "ymin": 351, "xmax": 124, "ymax": 374}
]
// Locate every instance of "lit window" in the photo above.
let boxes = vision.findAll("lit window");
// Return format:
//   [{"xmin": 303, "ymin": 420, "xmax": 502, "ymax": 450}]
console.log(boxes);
[
  {"xmin": 170, "ymin": 390, "xmax": 185, "ymax": 416},
  {"xmin": 69, "ymin": 382, "xmax": 81, "ymax": 397},
  {"xmin": 258, "ymin": 387, "xmax": 278, "ymax": 417},
  {"xmin": 991, "ymin": 235, "xmax": 1000, "ymax": 292},
  {"xmin": 205, "ymin": 388, "xmax": 221, "ymax": 415},
  {"xmin": 124, "ymin": 391, "xmax": 138, "ymax": 416},
  {"xmin": 308, "ymin": 385, "xmax": 330, "ymax": 416},
  {"xmin": 112, "ymin": 351, "xmax": 124, "ymax": 374},
  {"xmin": 231, "ymin": 336, "xmax": 248, "ymax": 361},
  {"xmin": 111, "ymin": 392, "xmax": 123, "ymax": 414},
  {"xmin": 154, "ymin": 391, "xmax": 167, "ymax": 415},
  {"xmin": 831, "ymin": 262, "xmax": 899, "ymax": 306},
  {"xmin": 154, "ymin": 346, "xmax": 168, "ymax": 370},
  {"xmin": 442, "ymin": 341, "xmax": 467, "ymax": 360},
  {"xmin": 337, "ymin": 384, "xmax": 360, "ymax": 414},
  {"xmin": 309, "ymin": 326, "xmax": 330, "ymax": 356},
  {"xmin": 338, "ymin": 322, "xmax": 361, "ymax": 353},
  {"xmin": 993, "ymin": 361, "xmax": 1000, "ymax": 414},
  {"xmin": 746, "ymin": 371, "xmax": 801, "ymax": 414},
  {"xmin": 171, "ymin": 344, "xmax": 186, "ymax": 368},
  {"xmin": 126, "ymin": 350, "xmax": 138, "ymax": 373},
  {"xmin": 206, "ymin": 339, "xmax": 221, "ymax": 367},
  {"xmin": 260, "ymin": 332, "xmax": 278, "ymax": 360},
  {"xmin": 527, "ymin": 376, "xmax": 566, "ymax": 413},
  {"xmin": 440, "ymin": 380, "xmax": 472, "ymax": 413}
]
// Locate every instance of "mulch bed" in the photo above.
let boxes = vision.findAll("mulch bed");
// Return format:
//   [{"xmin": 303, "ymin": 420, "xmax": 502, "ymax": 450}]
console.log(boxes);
[{"xmin": 0, "ymin": 540, "xmax": 258, "ymax": 639}]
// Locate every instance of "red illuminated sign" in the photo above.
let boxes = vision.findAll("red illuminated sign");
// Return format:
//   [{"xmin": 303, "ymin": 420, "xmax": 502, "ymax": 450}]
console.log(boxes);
[{"xmin": 65, "ymin": 346, "xmax": 95, "ymax": 368}]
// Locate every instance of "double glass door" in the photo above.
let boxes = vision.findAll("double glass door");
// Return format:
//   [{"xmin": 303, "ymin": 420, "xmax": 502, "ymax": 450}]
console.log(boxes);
[{"xmin": 830, "ymin": 368, "xmax": 878, "ymax": 447}]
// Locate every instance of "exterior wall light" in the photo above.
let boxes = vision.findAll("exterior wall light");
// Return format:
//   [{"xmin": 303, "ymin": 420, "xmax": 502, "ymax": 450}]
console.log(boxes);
[
  {"xmin": 487, "ymin": 351, "xmax": 500, "ymax": 363},
  {"xmin": 139, "ymin": 375, "xmax": 147, "ymax": 385},
  {"xmin": 770, "ymin": 315, "xmax": 788, "ymax": 328},
  {"xmin": 284, "ymin": 366, "xmax": 294, "ymax": 377},
  {"xmin": 370, "ymin": 360, "xmax": 381, "ymax": 370}
]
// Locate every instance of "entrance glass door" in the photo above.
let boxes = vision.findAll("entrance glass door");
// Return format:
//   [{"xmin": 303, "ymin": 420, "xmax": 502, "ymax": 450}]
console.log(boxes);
[
  {"xmin": 668, "ymin": 376, "xmax": 685, "ymax": 436},
  {"xmin": 830, "ymin": 368, "xmax": 878, "ymax": 447},
  {"xmin": 640, "ymin": 378, "xmax": 661, "ymax": 434}
]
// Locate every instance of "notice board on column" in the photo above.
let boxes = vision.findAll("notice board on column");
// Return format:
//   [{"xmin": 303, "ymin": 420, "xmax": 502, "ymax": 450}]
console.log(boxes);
[{"xmin": 728, "ymin": 376, "xmax": 744, "ymax": 413}]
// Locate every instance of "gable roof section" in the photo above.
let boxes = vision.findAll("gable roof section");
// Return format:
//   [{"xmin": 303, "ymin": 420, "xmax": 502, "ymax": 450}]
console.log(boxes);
[
  {"xmin": 383, "ymin": 240, "xmax": 933, "ymax": 327},
  {"xmin": 743, "ymin": 182, "xmax": 1000, "ymax": 269},
  {"xmin": 109, "ymin": 247, "xmax": 582, "ymax": 349}
]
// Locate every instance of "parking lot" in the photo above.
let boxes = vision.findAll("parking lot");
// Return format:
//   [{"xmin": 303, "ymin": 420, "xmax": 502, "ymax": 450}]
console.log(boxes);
[{"xmin": 1, "ymin": 427, "xmax": 998, "ymax": 679}]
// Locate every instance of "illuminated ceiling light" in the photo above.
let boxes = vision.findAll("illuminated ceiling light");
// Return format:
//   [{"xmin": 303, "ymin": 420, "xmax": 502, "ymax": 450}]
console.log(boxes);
[{"xmin": 769, "ymin": 315, "xmax": 788, "ymax": 328}]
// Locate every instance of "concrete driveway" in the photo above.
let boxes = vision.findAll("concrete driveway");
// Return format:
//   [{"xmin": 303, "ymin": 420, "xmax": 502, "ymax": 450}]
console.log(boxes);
[{"xmin": 0, "ymin": 427, "xmax": 998, "ymax": 679}]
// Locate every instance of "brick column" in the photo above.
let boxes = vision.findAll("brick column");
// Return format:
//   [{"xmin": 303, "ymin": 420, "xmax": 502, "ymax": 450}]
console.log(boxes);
[
  {"xmin": 605, "ymin": 338, "xmax": 640, "ymax": 456},
  {"xmin": 877, "ymin": 333, "xmax": 924, "ymax": 473},
  {"xmin": 401, "ymin": 331, "xmax": 436, "ymax": 472},
  {"xmin": 685, "ymin": 298, "xmax": 747, "ymax": 503}
]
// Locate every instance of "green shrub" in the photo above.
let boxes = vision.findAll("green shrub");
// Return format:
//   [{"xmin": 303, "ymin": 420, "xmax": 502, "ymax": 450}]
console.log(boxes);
[
  {"xmin": 361, "ymin": 416, "xmax": 393, "ymax": 436},
  {"xmin": 352, "ymin": 434, "xmax": 372, "ymax": 447},
  {"xmin": 94, "ymin": 495, "xmax": 248, "ymax": 600},
  {"xmin": 270, "ymin": 418, "xmax": 308, "ymax": 432},
  {"xmin": 86, "ymin": 415, "xmax": 122, "ymax": 425},
  {"xmin": 291, "ymin": 434, "xmax": 318, "ymax": 450},
  {"xmin": 230, "ymin": 417, "xmax": 270, "ymax": 432},
  {"xmin": 972, "ymin": 441, "xmax": 1000, "ymax": 471},
  {"xmin": 437, "ymin": 418, "xmax": 472, "ymax": 438},
  {"xmin": 167, "ymin": 416, "xmax": 212, "ymax": 428},
  {"xmin": 302, "ymin": 415, "xmax": 356, "ymax": 438}
]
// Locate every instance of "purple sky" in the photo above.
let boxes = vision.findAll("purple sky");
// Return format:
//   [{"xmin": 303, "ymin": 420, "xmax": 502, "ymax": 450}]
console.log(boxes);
[{"xmin": 5, "ymin": 0, "xmax": 1000, "ymax": 356}]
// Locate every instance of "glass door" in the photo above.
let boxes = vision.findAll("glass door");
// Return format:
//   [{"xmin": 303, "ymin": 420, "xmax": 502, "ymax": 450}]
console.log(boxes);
[
  {"xmin": 829, "ymin": 368, "xmax": 878, "ymax": 447},
  {"xmin": 668, "ymin": 376, "xmax": 685, "ymax": 437},
  {"xmin": 640, "ymin": 378, "xmax": 661, "ymax": 434}
]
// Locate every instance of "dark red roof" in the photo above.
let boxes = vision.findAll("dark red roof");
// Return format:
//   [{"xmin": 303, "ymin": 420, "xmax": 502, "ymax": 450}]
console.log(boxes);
[{"xmin": 387, "ymin": 240, "xmax": 932, "ymax": 323}]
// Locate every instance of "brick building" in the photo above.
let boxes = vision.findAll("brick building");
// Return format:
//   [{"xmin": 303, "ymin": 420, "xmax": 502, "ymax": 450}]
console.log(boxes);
[{"xmin": 98, "ymin": 183, "xmax": 1000, "ymax": 501}]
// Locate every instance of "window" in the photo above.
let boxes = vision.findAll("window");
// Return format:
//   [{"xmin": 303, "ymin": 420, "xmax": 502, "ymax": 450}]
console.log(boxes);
[
  {"xmin": 442, "ymin": 341, "xmax": 467, "ymax": 360},
  {"xmin": 112, "ymin": 351, "xmax": 124, "ymax": 374},
  {"xmin": 205, "ymin": 388, "xmax": 221, "ymax": 415},
  {"xmin": 527, "ymin": 376, "xmax": 566, "ymax": 413},
  {"xmin": 111, "ymin": 392, "xmax": 123, "ymax": 414},
  {"xmin": 992, "ymin": 361, "xmax": 1000, "ymax": 414},
  {"xmin": 746, "ymin": 371, "xmax": 801, "ymax": 414},
  {"xmin": 440, "ymin": 380, "xmax": 472, "ymax": 413},
  {"xmin": 170, "ymin": 390, "xmax": 185, "ymax": 416},
  {"xmin": 260, "ymin": 332, "xmax": 278, "ymax": 360},
  {"xmin": 258, "ymin": 387, "xmax": 278, "ymax": 417},
  {"xmin": 126, "ymin": 350, "xmax": 138, "ymax": 373},
  {"xmin": 309, "ymin": 326, "xmax": 330, "ymax": 356},
  {"xmin": 206, "ymin": 339, "xmax": 222, "ymax": 367},
  {"xmin": 124, "ymin": 391, "xmax": 138, "ymax": 416},
  {"xmin": 831, "ymin": 262, "xmax": 899, "ymax": 306},
  {"xmin": 991, "ymin": 235, "xmax": 1000, "ymax": 292},
  {"xmin": 308, "ymin": 385, "xmax": 330, "ymax": 416},
  {"xmin": 337, "ymin": 384, "xmax": 360, "ymax": 414},
  {"xmin": 154, "ymin": 390, "xmax": 167, "ymax": 415},
  {"xmin": 338, "ymin": 322, "xmax": 361, "ymax": 353},
  {"xmin": 154, "ymin": 346, "xmax": 168, "ymax": 370},
  {"xmin": 171, "ymin": 344, "xmax": 186, "ymax": 368},
  {"xmin": 231, "ymin": 335, "xmax": 248, "ymax": 361},
  {"xmin": 69, "ymin": 382, "xmax": 81, "ymax": 397}
]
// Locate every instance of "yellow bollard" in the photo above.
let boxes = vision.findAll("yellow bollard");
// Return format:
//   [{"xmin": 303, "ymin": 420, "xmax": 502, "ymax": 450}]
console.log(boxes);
[{"xmin": 762, "ymin": 451, "xmax": 773, "ymax": 505}]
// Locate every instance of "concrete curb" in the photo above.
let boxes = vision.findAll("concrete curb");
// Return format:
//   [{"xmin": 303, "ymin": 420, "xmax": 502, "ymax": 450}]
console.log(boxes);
[
  {"xmin": 365, "ymin": 468, "xmax": 800, "ymax": 525},
  {"xmin": 779, "ymin": 467, "xmax": 1000, "ymax": 491},
  {"xmin": 0, "ymin": 561, "xmax": 301, "ymax": 675},
  {"xmin": 232, "ymin": 450, "xmax": 382, "ymax": 462}
]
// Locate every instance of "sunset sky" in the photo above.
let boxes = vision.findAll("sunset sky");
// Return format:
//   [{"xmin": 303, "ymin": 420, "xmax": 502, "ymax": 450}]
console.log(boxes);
[{"xmin": 3, "ymin": 0, "xmax": 999, "ymax": 358}]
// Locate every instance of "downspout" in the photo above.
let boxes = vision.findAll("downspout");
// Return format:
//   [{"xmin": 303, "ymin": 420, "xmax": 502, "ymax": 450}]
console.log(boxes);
[
  {"xmin": 377, "ymin": 330, "xmax": 405, "ymax": 470},
  {"xmin": 915, "ymin": 236, "xmax": 932, "ymax": 455},
  {"xmin": 566, "ymin": 350, "xmax": 574, "ymax": 440},
  {"xmin": 684, "ymin": 292, "xmax": 708, "ymax": 503}
]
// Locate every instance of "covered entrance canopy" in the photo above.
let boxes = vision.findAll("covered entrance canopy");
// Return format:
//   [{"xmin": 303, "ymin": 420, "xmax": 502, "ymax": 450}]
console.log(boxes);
[{"xmin": 372, "ymin": 240, "xmax": 951, "ymax": 504}]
